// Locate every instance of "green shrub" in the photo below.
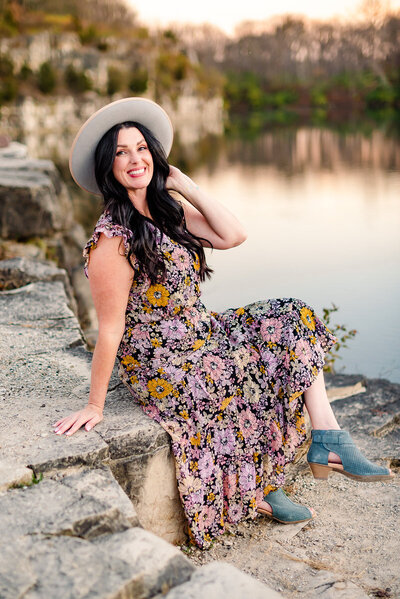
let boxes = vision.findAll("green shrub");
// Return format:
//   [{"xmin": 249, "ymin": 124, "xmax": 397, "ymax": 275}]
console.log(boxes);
[
  {"xmin": 65, "ymin": 64, "xmax": 92, "ymax": 93},
  {"xmin": 37, "ymin": 61, "xmax": 57, "ymax": 94},
  {"xmin": 79, "ymin": 24, "xmax": 99, "ymax": 45},
  {"xmin": 0, "ymin": 78, "xmax": 18, "ymax": 103},
  {"xmin": 322, "ymin": 303, "xmax": 357, "ymax": 374},
  {"xmin": 129, "ymin": 67, "xmax": 148, "ymax": 93},
  {"xmin": 19, "ymin": 62, "xmax": 32, "ymax": 80},
  {"xmin": 0, "ymin": 54, "xmax": 14, "ymax": 78},
  {"xmin": 107, "ymin": 66, "xmax": 125, "ymax": 95}
]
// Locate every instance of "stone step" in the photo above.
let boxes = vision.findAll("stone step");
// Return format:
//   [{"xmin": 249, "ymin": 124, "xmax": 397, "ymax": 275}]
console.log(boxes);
[{"xmin": 0, "ymin": 259, "xmax": 187, "ymax": 545}]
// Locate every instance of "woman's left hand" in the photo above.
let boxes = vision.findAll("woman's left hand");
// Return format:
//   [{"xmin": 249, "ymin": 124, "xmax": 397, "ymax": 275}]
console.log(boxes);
[
  {"xmin": 164, "ymin": 165, "xmax": 247, "ymax": 250},
  {"xmin": 166, "ymin": 165, "xmax": 198, "ymax": 195}
]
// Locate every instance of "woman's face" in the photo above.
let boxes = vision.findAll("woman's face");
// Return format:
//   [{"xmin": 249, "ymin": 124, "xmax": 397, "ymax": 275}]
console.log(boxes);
[{"xmin": 112, "ymin": 127, "xmax": 154, "ymax": 194}]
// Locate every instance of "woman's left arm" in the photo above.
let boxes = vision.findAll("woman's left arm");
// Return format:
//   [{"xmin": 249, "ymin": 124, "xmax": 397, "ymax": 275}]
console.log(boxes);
[{"xmin": 166, "ymin": 166, "xmax": 247, "ymax": 249}]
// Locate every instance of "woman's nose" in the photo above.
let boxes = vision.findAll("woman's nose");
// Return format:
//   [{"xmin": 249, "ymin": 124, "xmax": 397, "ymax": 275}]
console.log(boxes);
[{"xmin": 129, "ymin": 152, "xmax": 140, "ymax": 163}]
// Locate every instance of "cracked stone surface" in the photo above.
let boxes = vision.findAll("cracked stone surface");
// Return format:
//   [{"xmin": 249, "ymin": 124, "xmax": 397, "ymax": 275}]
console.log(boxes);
[{"xmin": 157, "ymin": 562, "xmax": 282, "ymax": 598}]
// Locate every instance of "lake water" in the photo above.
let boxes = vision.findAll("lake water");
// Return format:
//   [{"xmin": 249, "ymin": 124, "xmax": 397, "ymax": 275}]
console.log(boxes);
[{"xmin": 188, "ymin": 127, "xmax": 400, "ymax": 383}]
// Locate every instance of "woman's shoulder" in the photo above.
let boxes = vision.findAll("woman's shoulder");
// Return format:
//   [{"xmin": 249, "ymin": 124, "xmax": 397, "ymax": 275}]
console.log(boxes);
[
  {"xmin": 83, "ymin": 211, "xmax": 134, "ymax": 276},
  {"xmin": 92, "ymin": 211, "xmax": 134, "ymax": 240}
]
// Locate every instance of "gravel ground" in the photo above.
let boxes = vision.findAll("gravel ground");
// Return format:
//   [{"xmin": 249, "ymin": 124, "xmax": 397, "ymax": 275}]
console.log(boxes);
[{"xmin": 181, "ymin": 458, "xmax": 399, "ymax": 598}]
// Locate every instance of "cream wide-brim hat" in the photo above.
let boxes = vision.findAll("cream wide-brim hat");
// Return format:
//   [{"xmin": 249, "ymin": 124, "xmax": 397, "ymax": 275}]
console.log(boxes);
[{"xmin": 69, "ymin": 97, "xmax": 173, "ymax": 195}]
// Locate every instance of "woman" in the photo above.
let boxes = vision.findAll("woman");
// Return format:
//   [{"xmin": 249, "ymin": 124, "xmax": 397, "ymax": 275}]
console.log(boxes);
[{"xmin": 54, "ymin": 98, "xmax": 393, "ymax": 549}]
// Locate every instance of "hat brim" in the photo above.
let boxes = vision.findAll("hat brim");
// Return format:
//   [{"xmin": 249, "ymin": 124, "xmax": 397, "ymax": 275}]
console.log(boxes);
[{"xmin": 69, "ymin": 97, "xmax": 173, "ymax": 196}]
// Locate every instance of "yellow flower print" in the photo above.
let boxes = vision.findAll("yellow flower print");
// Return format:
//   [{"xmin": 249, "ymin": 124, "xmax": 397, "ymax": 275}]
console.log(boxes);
[
  {"xmin": 220, "ymin": 395, "xmax": 234, "ymax": 411},
  {"xmin": 193, "ymin": 254, "xmax": 200, "ymax": 271},
  {"xmin": 121, "ymin": 355, "xmax": 140, "ymax": 371},
  {"xmin": 190, "ymin": 432, "xmax": 201, "ymax": 446},
  {"xmin": 312, "ymin": 366, "xmax": 319, "ymax": 377},
  {"xmin": 290, "ymin": 350, "xmax": 297, "ymax": 360},
  {"xmin": 296, "ymin": 414, "xmax": 306, "ymax": 433},
  {"xmin": 129, "ymin": 375, "xmax": 138, "ymax": 385},
  {"xmin": 190, "ymin": 461, "xmax": 198, "ymax": 471},
  {"xmin": 146, "ymin": 284, "xmax": 170, "ymax": 307},
  {"xmin": 208, "ymin": 492, "xmax": 215, "ymax": 502},
  {"xmin": 193, "ymin": 339, "xmax": 205, "ymax": 351},
  {"xmin": 300, "ymin": 307, "xmax": 316, "ymax": 331},
  {"xmin": 289, "ymin": 391, "xmax": 303, "ymax": 403},
  {"xmin": 237, "ymin": 430, "xmax": 244, "ymax": 440},
  {"xmin": 250, "ymin": 497, "xmax": 257, "ymax": 509},
  {"xmin": 256, "ymin": 474, "xmax": 262, "ymax": 484},
  {"xmin": 147, "ymin": 378, "xmax": 173, "ymax": 399},
  {"xmin": 206, "ymin": 432, "xmax": 212, "ymax": 444},
  {"xmin": 235, "ymin": 307, "xmax": 245, "ymax": 316},
  {"xmin": 151, "ymin": 338, "xmax": 162, "ymax": 347},
  {"xmin": 180, "ymin": 410, "xmax": 189, "ymax": 420}
]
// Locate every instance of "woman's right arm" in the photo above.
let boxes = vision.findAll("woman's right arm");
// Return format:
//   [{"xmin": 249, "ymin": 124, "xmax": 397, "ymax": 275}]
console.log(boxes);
[{"xmin": 53, "ymin": 234, "xmax": 133, "ymax": 436}]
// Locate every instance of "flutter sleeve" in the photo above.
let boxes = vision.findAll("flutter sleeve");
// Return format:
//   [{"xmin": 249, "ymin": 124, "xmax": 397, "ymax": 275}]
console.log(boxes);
[{"xmin": 83, "ymin": 212, "xmax": 134, "ymax": 278}]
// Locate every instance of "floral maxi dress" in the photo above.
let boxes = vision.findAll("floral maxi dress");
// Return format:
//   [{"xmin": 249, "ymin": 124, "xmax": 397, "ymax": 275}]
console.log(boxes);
[{"xmin": 84, "ymin": 212, "xmax": 336, "ymax": 549}]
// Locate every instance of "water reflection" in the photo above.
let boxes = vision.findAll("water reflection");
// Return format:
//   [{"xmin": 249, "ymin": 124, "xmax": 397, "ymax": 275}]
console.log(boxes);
[{"xmin": 220, "ymin": 128, "xmax": 400, "ymax": 174}]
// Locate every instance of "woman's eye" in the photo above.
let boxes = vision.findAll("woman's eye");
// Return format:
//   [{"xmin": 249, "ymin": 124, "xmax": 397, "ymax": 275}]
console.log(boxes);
[
  {"xmin": 116, "ymin": 150, "xmax": 125, "ymax": 156},
  {"xmin": 139, "ymin": 146, "xmax": 147, "ymax": 151}
]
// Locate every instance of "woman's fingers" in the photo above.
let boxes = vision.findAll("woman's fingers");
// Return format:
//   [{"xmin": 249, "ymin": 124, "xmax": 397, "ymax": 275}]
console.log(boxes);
[
  {"xmin": 53, "ymin": 407, "xmax": 103, "ymax": 436},
  {"xmin": 84, "ymin": 413, "xmax": 103, "ymax": 432}
]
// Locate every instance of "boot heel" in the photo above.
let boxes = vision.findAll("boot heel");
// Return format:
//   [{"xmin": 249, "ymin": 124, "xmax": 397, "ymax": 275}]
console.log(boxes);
[{"xmin": 309, "ymin": 462, "xmax": 331, "ymax": 480}]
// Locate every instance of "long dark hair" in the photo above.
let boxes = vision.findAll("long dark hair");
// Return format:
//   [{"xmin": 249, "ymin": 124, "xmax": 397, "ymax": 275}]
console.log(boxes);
[{"xmin": 94, "ymin": 121, "xmax": 212, "ymax": 283}]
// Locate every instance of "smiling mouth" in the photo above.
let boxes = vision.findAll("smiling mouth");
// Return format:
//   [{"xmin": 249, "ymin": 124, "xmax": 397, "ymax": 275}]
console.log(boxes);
[{"xmin": 127, "ymin": 167, "xmax": 145, "ymax": 177}]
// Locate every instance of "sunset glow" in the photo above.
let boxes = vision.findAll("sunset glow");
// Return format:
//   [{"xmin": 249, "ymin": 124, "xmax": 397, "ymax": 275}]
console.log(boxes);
[{"xmin": 129, "ymin": 0, "xmax": 400, "ymax": 34}]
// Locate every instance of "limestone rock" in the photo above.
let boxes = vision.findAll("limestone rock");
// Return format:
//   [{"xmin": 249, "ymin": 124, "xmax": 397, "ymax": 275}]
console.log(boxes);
[
  {"xmin": 93, "ymin": 528, "xmax": 195, "ymax": 597},
  {"xmin": 159, "ymin": 562, "xmax": 282, "ymax": 598},
  {"xmin": 0, "ymin": 459, "xmax": 33, "ymax": 492},
  {"xmin": 0, "ymin": 157, "xmax": 73, "ymax": 239},
  {"xmin": 0, "ymin": 467, "xmax": 138, "ymax": 539},
  {"xmin": 0, "ymin": 257, "xmax": 78, "ymax": 314}
]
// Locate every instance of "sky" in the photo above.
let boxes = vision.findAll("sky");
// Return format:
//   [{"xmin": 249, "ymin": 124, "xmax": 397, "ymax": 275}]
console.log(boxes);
[{"xmin": 129, "ymin": 0, "xmax": 400, "ymax": 34}]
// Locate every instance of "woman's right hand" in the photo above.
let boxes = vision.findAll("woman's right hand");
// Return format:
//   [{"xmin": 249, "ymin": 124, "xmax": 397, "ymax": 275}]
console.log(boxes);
[{"xmin": 53, "ymin": 404, "xmax": 103, "ymax": 436}]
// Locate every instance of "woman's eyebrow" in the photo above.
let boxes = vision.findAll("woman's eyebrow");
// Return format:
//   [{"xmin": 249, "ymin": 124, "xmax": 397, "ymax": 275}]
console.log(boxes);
[{"xmin": 116, "ymin": 139, "xmax": 146, "ymax": 148}]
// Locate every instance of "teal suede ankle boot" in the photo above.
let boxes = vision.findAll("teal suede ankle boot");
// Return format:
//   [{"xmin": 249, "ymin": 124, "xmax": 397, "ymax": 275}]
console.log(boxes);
[
  {"xmin": 307, "ymin": 429, "xmax": 393, "ymax": 482},
  {"xmin": 257, "ymin": 489, "xmax": 313, "ymax": 524}
]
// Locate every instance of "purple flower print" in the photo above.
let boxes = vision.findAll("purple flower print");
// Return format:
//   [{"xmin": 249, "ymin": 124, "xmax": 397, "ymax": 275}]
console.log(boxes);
[
  {"xmin": 198, "ymin": 450, "xmax": 215, "ymax": 481},
  {"xmin": 213, "ymin": 428, "xmax": 236, "ymax": 455},
  {"xmin": 160, "ymin": 319, "xmax": 187, "ymax": 340},
  {"xmin": 238, "ymin": 462, "xmax": 256, "ymax": 492},
  {"xmin": 260, "ymin": 318, "xmax": 283, "ymax": 343}
]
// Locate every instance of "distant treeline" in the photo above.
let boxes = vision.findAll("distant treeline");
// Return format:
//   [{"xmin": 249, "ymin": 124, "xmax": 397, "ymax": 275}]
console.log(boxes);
[
  {"xmin": 174, "ymin": 12, "xmax": 400, "ymax": 128},
  {"xmin": 1, "ymin": 1, "xmax": 400, "ymax": 129}
]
